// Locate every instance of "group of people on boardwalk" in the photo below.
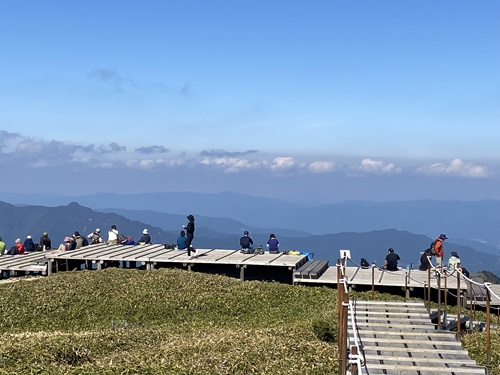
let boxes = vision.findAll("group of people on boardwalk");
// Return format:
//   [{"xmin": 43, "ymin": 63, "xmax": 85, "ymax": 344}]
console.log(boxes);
[
  {"xmin": 0, "ymin": 224, "xmax": 155, "ymax": 256},
  {"xmin": 238, "ymin": 231, "xmax": 280, "ymax": 254},
  {"xmin": 378, "ymin": 233, "xmax": 468, "ymax": 276}
]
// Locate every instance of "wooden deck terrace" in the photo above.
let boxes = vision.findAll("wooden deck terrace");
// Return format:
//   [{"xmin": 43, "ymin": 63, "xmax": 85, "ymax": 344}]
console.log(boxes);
[
  {"xmin": 0, "ymin": 251, "xmax": 49, "ymax": 275},
  {"xmin": 294, "ymin": 266, "xmax": 500, "ymax": 303},
  {"xmin": 43, "ymin": 243, "xmax": 309, "ymax": 281}
]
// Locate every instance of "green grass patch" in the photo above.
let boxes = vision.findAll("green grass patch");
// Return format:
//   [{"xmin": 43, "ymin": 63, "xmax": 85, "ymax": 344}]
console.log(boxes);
[{"xmin": 0, "ymin": 269, "xmax": 338, "ymax": 374}]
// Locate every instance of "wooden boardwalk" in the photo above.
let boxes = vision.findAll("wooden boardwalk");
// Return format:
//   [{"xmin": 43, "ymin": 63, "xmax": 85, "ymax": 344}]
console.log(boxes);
[
  {"xmin": 0, "ymin": 251, "xmax": 49, "ymax": 274},
  {"xmin": 42, "ymin": 244, "xmax": 308, "ymax": 281},
  {"xmin": 348, "ymin": 300, "xmax": 485, "ymax": 374}
]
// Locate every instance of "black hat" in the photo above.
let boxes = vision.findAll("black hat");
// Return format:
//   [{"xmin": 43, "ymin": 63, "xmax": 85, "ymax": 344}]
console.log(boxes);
[
  {"xmin": 74, "ymin": 231, "xmax": 80, "ymax": 236},
  {"xmin": 388, "ymin": 248, "xmax": 394, "ymax": 253},
  {"xmin": 451, "ymin": 251, "xmax": 458, "ymax": 257},
  {"xmin": 187, "ymin": 215, "xmax": 195, "ymax": 221}
]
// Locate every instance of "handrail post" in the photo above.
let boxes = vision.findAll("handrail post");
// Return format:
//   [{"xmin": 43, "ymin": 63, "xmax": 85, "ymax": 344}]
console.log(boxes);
[
  {"xmin": 337, "ymin": 259, "xmax": 343, "ymax": 375},
  {"xmin": 443, "ymin": 269, "xmax": 448, "ymax": 327},
  {"xmin": 427, "ymin": 266, "xmax": 431, "ymax": 309},
  {"xmin": 371, "ymin": 263, "xmax": 375, "ymax": 300},
  {"xmin": 404, "ymin": 271, "xmax": 408, "ymax": 301},
  {"xmin": 457, "ymin": 270, "xmax": 461, "ymax": 334},
  {"xmin": 486, "ymin": 287, "xmax": 491, "ymax": 370},
  {"xmin": 351, "ymin": 346, "xmax": 359, "ymax": 374},
  {"xmin": 437, "ymin": 272, "xmax": 441, "ymax": 331}
]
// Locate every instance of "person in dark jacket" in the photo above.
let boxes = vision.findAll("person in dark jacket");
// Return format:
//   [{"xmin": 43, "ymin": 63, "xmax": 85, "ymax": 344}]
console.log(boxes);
[
  {"xmin": 39, "ymin": 232, "xmax": 52, "ymax": 250},
  {"xmin": 240, "ymin": 231, "xmax": 254, "ymax": 254},
  {"xmin": 177, "ymin": 230, "xmax": 187, "ymax": 250},
  {"xmin": 419, "ymin": 249, "xmax": 432, "ymax": 271},
  {"xmin": 139, "ymin": 229, "xmax": 151, "ymax": 244},
  {"xmin": 24, "ymin": 235, "xmax": 36, "ymax": 252},
  {"xmin": 182, "ymin": 215, "xmax": 196, "ymax": 257},
  {"xmin": 384, "ymin": 248, "xmax": 400, "ymax": 271}
]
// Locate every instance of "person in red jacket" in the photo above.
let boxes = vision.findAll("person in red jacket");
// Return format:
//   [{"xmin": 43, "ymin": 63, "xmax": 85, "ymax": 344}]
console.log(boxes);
[
  {"xmin": 15, "ymin": 238, "xmax": 25, "ymax": 254},
  {"xmin": 434, "ymin": 233, "xmax": 447, "ymax": 269}
]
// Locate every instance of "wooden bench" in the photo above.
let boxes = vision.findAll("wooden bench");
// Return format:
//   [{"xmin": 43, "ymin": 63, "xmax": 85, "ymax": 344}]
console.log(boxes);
[{"xmin": 294, "ymin": 260, "xmax": 329, "ymax": 279}]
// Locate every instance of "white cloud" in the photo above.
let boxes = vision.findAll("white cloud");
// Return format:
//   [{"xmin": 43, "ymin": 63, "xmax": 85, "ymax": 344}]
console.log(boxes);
[
  {"xmin": 269, "ymin": 156, "xmax": 296, "ymax": 172},
  {"xmin": 358, "ymin": 158, "xmax": 401, "ymax": 174},
  {"xmin": 201, "ymin": 157, "xmax": 262, "ymax": 173},
  {"xmin": 308, "ymin": 161, "xmax": 335, "ymax": 173},
  {"xmin": 417, "ymin": 158, "xmax": 489, "ymax": 178}
]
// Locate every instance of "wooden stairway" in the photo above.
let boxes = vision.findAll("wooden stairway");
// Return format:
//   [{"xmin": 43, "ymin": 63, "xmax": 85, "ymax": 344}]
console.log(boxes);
[{"xmin": 348, "ymin": 300, "xmax": 486, "ymax": 375}]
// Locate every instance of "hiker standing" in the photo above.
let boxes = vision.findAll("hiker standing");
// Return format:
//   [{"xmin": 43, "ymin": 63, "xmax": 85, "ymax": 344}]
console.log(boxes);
[
  {"xmin": 182, "ymin": 215, "xmax": 196, "ymax": 257},
  {"xmin": 434, "ymin": 234, "xmax": 447, "ymax": 269}
]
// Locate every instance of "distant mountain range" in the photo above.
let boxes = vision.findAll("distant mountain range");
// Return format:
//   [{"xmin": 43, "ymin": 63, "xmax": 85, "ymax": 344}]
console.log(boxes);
[
  {"xmin": 2, "ymin": 191, "xmax": 500, "ymax": 253},
  {"xmin": 0, "ymin": 194, "xmax": 499, "ymax": 275}
]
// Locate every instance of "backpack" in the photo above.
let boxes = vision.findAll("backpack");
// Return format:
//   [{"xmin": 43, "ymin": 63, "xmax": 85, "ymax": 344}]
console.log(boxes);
[
  {"xmin": 8, "ymin": 246, "xmax": 17, "ymax": 255},
  {"xmin": 428, "ymin": 241, "xmax": 436, "ymax": 256},
  {"xmin": 360, "ymin": 258, "xmax": 370, "ymax": 268},
  {"xmin": 82, "ymin": 237, "xmax": 89, "ymax": 247},
  {"xmin": 461, "ymin": 268, "xmax": 470, "ymax": 278}
]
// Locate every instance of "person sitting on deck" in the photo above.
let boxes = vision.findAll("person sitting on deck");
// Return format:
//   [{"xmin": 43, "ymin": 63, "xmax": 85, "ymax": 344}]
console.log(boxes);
[
  {"xmin": 108, "ymin": 225, "xmax": 119, "ymax": 245},
  {"xmin": 15, "ymin": 238, "xmax": 25, "ymax": 255},
  {"xmin": 447, "ymin": 251, "xmax": 460, "ymax": 272},
  {"xmin": 419, "ymin": 249, "xmax": 432, "ymax": 271},
  {"xmin": 39, "ymin": 232, "xmax": 52, "ymax": 251},
  {"xmin": 23, "ymin": 235, "xmax": 36, "ymax": 252},
  {"xmin": 139, "ymin": 229, "xmax": 151, "ymax": 245},
  {"xmin": 240, "ymin": 231, "xmax": 254, "ymax": 254},
  {"xmin": 57, "ymin": 237, "xmax": 73, "ymax": 251},
  {"xmin": 267, "ymin": 233, "xmax": 279, "ymax": 254},
  {"xmin": 87, "ymin": 228, "xmax": 103, "ymax": 244},
  {"xmin": 0, "ymin": 236, "xmax": 6, "ymax": 256},
  {"xmin": 177, "ymin": 230, "xmax": 187, "ymax": 250},
  {"xmin": 73, "ymin": 231, "xmax": 88, "ymax": 248},
  {"xmin": 383, "ymin": 248, "xmax": 400, "ymax": 271}
]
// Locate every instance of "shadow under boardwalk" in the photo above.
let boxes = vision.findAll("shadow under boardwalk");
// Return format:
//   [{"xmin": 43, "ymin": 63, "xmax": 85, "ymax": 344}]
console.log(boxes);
[{"xmin": 348, "ymin": 300, "xmax": 486, "ymax": 375}]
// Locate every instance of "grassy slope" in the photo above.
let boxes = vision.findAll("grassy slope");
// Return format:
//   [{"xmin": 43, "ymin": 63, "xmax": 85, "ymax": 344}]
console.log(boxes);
[{"xmin": 0, "ymin": 269, "xmax": 338, "ymax": 375}]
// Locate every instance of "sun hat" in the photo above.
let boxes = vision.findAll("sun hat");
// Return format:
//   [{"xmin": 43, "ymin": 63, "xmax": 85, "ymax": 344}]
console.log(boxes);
[{"xmin": 439, "ymin": 234, "xmax": 448, "ymax": 240}]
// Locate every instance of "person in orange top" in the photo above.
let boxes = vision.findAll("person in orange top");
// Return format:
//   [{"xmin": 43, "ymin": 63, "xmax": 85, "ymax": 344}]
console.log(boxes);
[{"xmin": 434, "ymin": 233, "xmax": 447, "ymax": 269}]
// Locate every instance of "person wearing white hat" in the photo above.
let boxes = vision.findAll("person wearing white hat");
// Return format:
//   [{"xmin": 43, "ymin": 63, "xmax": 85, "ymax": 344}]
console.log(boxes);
[
  {"xmin": 87, "ymin": 228, "xmax": 103, "ymax": 245},
  {"xmin": 139, "ymin": 229, "xmax": 151, "ymax": 245},
  {"xmin": 24, "ymin": 235, "xmax": 36, "ymax": 252}
]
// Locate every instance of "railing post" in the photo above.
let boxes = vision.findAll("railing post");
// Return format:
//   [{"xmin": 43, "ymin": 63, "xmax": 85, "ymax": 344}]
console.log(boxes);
[
  {"xmin": 350, "ymin": 346, "xmax": 359, "ymax": 374},
  {"xmin": 443, "ymin": 269, "xmax": 448, "ymax": 327},
  {"xmin": 371, "ymin": 263, "xmax": 375, "ymax": 301},
  {"xmin": 404, "ymin": 271, "xmax": 408, "ymax": 301},
  {"xmin": 341, "ymin": 277, "xmax": 349, "ymax": 375},
  {"xmin": 437, "ymin": 272, "xmax": 441, "ymax": 331},
  {"xmin": 427, "ymin": 265, "xmax": 431, "ymax": 309},
  {"xmin": 337, "ymin": 259, "xmax": 343, "ymax": 375},
  {"xmin": 486, "ymin": 286, "xmax": 491, "ymax": 370},
  {"xmin": 457, "ymin": 270, "xmax": 461, "ymax": 334}
]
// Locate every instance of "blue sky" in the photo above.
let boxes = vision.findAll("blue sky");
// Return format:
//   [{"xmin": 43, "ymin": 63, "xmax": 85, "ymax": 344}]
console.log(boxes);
[{"xmin": 1, "ymin": 1, "xmax": 499, "ymax": 204}]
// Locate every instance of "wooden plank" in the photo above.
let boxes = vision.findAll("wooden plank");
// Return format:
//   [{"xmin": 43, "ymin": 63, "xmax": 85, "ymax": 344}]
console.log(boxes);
[
  {"xmin": 362, "ymin": 363, "xmax": 484, "ymax": 373},
  {"xmin": 350, "ymin": 337, "xmax": 462, "ymax": 347},
  {"xmin": 361, "ymin": 347, "xmax": 468, "ymax": 354},
  {"xmin": 362, "ymin": 354, "xmax": 477, "ymax": 365}
]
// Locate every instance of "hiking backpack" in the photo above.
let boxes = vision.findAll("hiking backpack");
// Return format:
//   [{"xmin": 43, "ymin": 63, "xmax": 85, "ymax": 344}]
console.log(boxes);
[
  {"xmin": 428, "ymin": 241, "xmax": 436, "ymax": 256},
  {"xmin": 360, "ymin": 258, "xmax": 370, "ymax": 268}
]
